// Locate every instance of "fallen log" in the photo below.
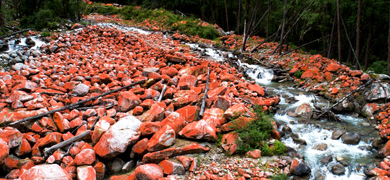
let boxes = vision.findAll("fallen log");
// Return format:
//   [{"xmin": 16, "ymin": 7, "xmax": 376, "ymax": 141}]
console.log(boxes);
[
  {"xmin": 158, "ymin": 84, "xmax": 167, "ymax": 102},
  {"xmin": 9, "ymin": 79, "xmax": 146, "ymax": 126},
  {"xmin": 43, "ymin": 130, "xmax": 91, "ymax": 159},
  {"xmin": 0, "ymin": 28, "xmax": 33, "ymax": 39},
  {"xmin": 199, "ymin": 64, "xmax": 210, "ymax": 118}
]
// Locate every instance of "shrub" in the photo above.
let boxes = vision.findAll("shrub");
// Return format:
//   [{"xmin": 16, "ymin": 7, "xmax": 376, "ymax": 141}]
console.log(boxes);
[
  {"xmin": 272, "ymin": 173, "xmax": 289, "ymax": 180},
  {"xmin": 293, "ymin": 70, "xmax": 303, "ymax": 78},
  {"xmin": 368, "ymin": 60, "xmax": 387, "ymax": 74}
]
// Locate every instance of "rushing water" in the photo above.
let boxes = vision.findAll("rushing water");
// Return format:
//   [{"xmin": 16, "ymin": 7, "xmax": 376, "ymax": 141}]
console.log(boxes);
[
  {"xmin": 5, "ymin": 36, "xmax": 46, "ymax": 53},
  {"xmin": 246, "ymin": 64, "xmax": 377, "ymax": 180}
]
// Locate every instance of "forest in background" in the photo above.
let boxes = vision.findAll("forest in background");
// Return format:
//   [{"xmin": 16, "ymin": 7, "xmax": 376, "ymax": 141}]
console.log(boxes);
[{"xmin": 1, "ymin": 0, "xmax": 390, "ymax": 74}]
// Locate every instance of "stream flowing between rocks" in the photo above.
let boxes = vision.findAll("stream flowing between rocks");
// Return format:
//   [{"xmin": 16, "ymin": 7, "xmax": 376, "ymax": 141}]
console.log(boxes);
[{"xmin": 0, "ymin": 23, "xmax": 380, "ymax": 179}]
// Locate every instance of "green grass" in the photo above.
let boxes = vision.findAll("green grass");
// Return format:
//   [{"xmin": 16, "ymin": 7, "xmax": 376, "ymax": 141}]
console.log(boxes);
[
  {"xmin": 272, "ymin": 173, "xmax": 289, "ymax": 180},
  {"xmin": 293, "ymin": 70, "xmax": 304, "ymax": 78}
]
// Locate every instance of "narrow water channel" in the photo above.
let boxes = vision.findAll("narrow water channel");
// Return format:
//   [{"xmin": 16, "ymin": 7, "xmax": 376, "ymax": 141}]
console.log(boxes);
[{"xmin": 241, "ymin": 62, "xmax": 378, "ymax": 179}]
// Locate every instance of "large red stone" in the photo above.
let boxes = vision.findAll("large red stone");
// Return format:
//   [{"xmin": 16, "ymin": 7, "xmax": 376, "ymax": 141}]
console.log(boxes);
[
  {"xmin": 224, "ymin": 103, "xmax": 253, "ymax": 119},
  {"xmin": 147, "ymin": 125, "xmax": 176, "ymax": 152},
  {"xmin": 221, "ymin": 132, "xmax": 239, "ymax": 155},
  {"xmin": 15, "ymin": 138, "xmax": 32, "ymax": 156},
  {"xmin": 172, "ymin": 90, "xmax": 199, "ymax": 108},
  {"xmin": 177, "ymin": 156, "xmax": 192, "ymax": 170},
  {"xmin": 117, "ymin": 91, "xmax": 141, "ymax": 112},
  {"xmin": 202, "ymin": 108, "xmax": 225, "ymax": 127},
  {"xmin": 142, "ymin": 147, "xmax": 176, "ymax": 163},
  {"xmin": 178, "ymin": 75, "xmax": 197, "ymax": 90},
  {"xmin": 175, "ymin": 143, "xmax": 210, "ymax": 155},
  {"xmin": 158, "ymin": 160, "xmax": 185, "ymax": 175},
  {"xmin": 19, "ymin": 164, "xmax": 71, "ymax": 180},
  {"xmin": 160, "ymin": 112, "xmax": 186, "ymax": 134},
  {"xmin": 134, "ymin": 164, "xmax": 164, "ymax": 180},
  {"xmin": 175, "ymin": 106, "xmax": 199, "ymax": 123},
  {"xmin": 247, "ymin": 84, "xmax": 265, "ymax": 96},
  {"xmin": 94, "ymin": 116, "xmax": 141, "ymax": 159},
  {"xmin": 0, "ymin": 127, "xmax": 22, "ymax": 148},
  {"xmin": 221, "ymin": 117, "xmax": 255, "ymax": 132},
  {"xmin": 73, "ymin": 149, "xmax": 96, "ymax": 166},
  {"xmin": 133, "ymin": 138, "xmax": 149, "ymax": 155},
  {"xmin": 77, "ymin": 165, "xmax": 96, "ymax": 180},
  {"xmin": 207, "ymin": 86, "xmax": 227, "ymax": 100},
  {"xmin": 140, "ymin": 122, "xmax": 161, "ymax": 136},
  {"xmin": 137, "ymin": 104, "xmax": 165, "ymax": 122},
  {"xmin": 91, "ymin": 119, "xmax": 111, "ymax": 144},
  {"xmin": 179, "ymin": 120, "xmax": 217, "ymax": 141}
]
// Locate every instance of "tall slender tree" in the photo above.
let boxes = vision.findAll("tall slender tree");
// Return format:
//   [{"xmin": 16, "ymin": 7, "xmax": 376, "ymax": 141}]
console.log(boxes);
[
  {"xmin": 237, "ymin": 0, "xmax": 241, "ymax": 34},
  {"xmin": 279, "ymin": 0, "xmax": 288, "ymax": 55},
  {"xmin": 224, "ymin": 0, "xmax": 229, "ymax": 30},
  {"xmin": 337, "ymin": 0, "xmax": 342, "ymax": 62},
  {"xmin": 266, "ymin": 0, "xmax": 270, "ymax": 39},
  {"xmin": 388, "ymin": 1, "xmax": 390, "ymax": 74},
  {"xmin": 0, "ymin": 0, "xmax": 3, "ymax": 28},
  {"xmin": 356, "ymin": 0, "xmax": 361, "ymax": 65}
]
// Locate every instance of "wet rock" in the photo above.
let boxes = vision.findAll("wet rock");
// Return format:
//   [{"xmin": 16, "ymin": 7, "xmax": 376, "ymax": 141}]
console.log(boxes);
[
  {"xmin": 332, "ymin": 100, "xmax": 355, "ymax": 113},
  {"xmin": 0, "ymin": 138, "xmax": 9, "ymax": 164},
  {"xmin": 286, "ymin": 109, "xmax": 298, "ymax": 117},
  {"xmin": 122, "ymin": 160, "xmax": 136, "ymax": 172},
  {"xmin": 361, "ymin": 103, "xmax": 378, "ymax": 117},
  {"xmin": 290, "ymin": 159, "xmax": 311, "ymax": 176},
  {"xmin": 94, "ymin": 115, "xmax": 141, "ymax": 159},
  {"xmin": 341, "ymin": 132, "xmax": 361, "ymax": 145},
  {"xmin": 365, "ymin": 83, "xmax": 390, "ymax": 102},
  {"xmin": 378, "ymin": 140, "xmax": 390, "ymax": 157},
  {"xmin": 331, "ymin": 128, "xmax": 346, "ymax": 140},
  {"xmin": 293, "ymin": 137, "xmax": 307, "ymax": 145},
  {"xmin": 147, "ymin": 125, "xmax": 175, "ymax": 152},
  {"xmin": 331, "ymin": 164, "xmax": 345, "ymax": 175},
  {"xmin": 320, "ymin": 155, "xmax": 332, "ymax": 165},
  {"xmin": 159, "ymin": 160, "xmax": 185, "ymax": 175},
  {"xmin": 77, "ymin": 166, "xmax": 96, "ymax": 180},
  {"xmin": 378, "ymin": 74, "xmax": 390, "ymax": 80},
  {"xmin": 202, "ymin": 108, "xmax": 225, "ymax": 127},
  {"xmin": 312, "ymin": 143, "xmax": 327, "ymax": 151},
  {"xmin": 295, "ymin": 103, "xmax": 312, "ymax": 117},
  {"xmin": 172, "ymin": 90, "xmax": 199, "ymax": 108},
  {"xmin": 281, "ymin": 125, "xmax": 292, "ymax": 134},
  {"xmin": 285, "ymin": 96, "xmax": 298, "ymax": 104},
  {"xmin": 372, "ymin": 138, "xmax": 385, "ymax": 149},
  {"xmin": 179, "ymin": 120, "xmax": 217, "ymax": 141},
  {"xmin": 72, "ymin": 84, "xmax": 89, "ymax": 96},
  {"xmin": 134, "ymin": 164, "xmax": 164, "ymax": 180},
  {"xmin": 19, "ymin": 164, "xmax": 71, "ymax": 180}
]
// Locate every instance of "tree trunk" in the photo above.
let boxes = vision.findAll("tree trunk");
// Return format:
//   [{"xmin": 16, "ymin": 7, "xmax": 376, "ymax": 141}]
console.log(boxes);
[
  {"xmin": 356, "ymin": 0, "xmax": 361, "ymax": 65},
  {"xmin": 279, "ymin": 0, "xmax": 288, "ymax": 55},
  {"xmin": 388, "ymin": 2, "xmax": 390, "ymax": 74},
  {"xmin": 237, "ymin": 0, "xmax": 241, "ymax": 34},
  {"xmin": 0, "ymin": 0, "xmax": 3, "ymax": 28},
  {"xmin": 328, "ymin": 8, "xmax": 337, "ymax": 59},
  {"xmin": 266, "ymin": 0, "xmax": 270, "ymax": 39},
  {"xmin": 364, "ymin": 25, "xmax": 372, "ymax": 71},
  {"xmin": 337, "ymin": 0, "xmax": 342, "ymax": 62},
  {"xmin": 224, "ymin": 0, "xmax": 229, "ymax": 30}
]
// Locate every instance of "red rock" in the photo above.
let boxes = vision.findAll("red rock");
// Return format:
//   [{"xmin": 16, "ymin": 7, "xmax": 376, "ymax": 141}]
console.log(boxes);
[
  {"xmin": 179, "ymin": 120, "xmax": 217, "ymax": 141},
  {"xmin": 164, "ymin": 67, "xmax": 179, "ymax": 78},
  {"xmin": 295, "ymin": 103, "xmax": 312, "ymax": 116},
  {"xmin": 94, "ymin": 116, "xmax": 141, "ymax": 159},
  {"xmin": 0, "ymin": 127, "xmax": 22, "ymax": 148},
  {"xmin": 99, "ymin": 74, "xmax": 113, "ymax": 84},
  {"xmin": 94, "ymin": 162, "xmax": 105, "ymax": 180},
  {"xmin": 0, "ymin": 108, "xmax": 48, "ymax": 124},
  {"xmin": 246, "ymin": 149, "xmax": 261, "ymax": 158},
  {"xmin": 224, "ymin": 103, "xmax": 253, "ymax": 119},
  {"xmin": 138, "ymin": 104, "xmax": 165, "ymax": 122},
  {"xmin": 53, "ymin": 112, "xmax": 66, "ymax": 132},
  {"xmin": 331, "ymin": 88, "xmax": 339, "ymax": 95},
  {"xmin": 142, "ymin": 147, "xmax": 176, "ymax": 163},
  {"xmin": 140, "ymin": 122, "xmax": 161, "ymax": 136},
  {"xmin": 326, "ymin": 63, "xmax": 341, "ymax": 72},
  {"xmin": 247, "ymin": 84, "xmax": 265, "ymax": 96},
  {"xmin": 132, "ymin": 106, "xmax": 143, "ymax": 116},
  {"xmin": 37, "ymin": 132, "xmax": 62, "ymax": 149},
  {"xmin": 160, "ymin": 112, "xmax": 185, "ymax": 134},
  {"xmin": 134, "ymin": 164, "xmax": 163, "ymax": 180},
  {"xmin": 362, "ymin": 103, "xmax": 379, "ymax": 117},
  {"xmin": 207, "ymin": 86, "xmax": 227, "ymax": 100},
  {"xmin": 178, "ymin": 75, "xmax": 197, "ymax": 90},
  {"xmin": 350, "ymin": 70, "xmax": 362, "ymax": 77},
  {"xmin": 6, "ymin": 169, "xmax": 19, "ymax": 179},
  {"xmin": 176, "ymin": 156, "xmax": 192, "ymax": 170},
  {"xmin": 221, "ymin": 73, "xmax": 234, "ymax": 81},
  {"xmin": 19, "ymin": 164, "xmax": 71, "ymax": 180},
  {"xmin": 72, "ymin": 84, "xmax": 90, "ymax": 96},
  {"xmin": 15, "ymin": 138, "xmax": 32, "ymax": 156},
  {"xmin": 221, "ymin": 132, "xmax": 239, "ymax": 155},
  {"xmin": 172, "ymin": 90, "xmax": 199, "ymax": 108},
  {"xmin": 369, "ymin": 168, "xmax": 390, "ymax": 177},
  {"xmin": 221, "ymin": 117, "xmax": 255, "ymax": 132},
  {"xmin": 19, "ymin": 81, "xmax": 38, "ymax": 92},
  {"xmin": 189, "ymin": 157, "xmax": 197, "ymax": 172},
  {"xmin": 380, "ymin": 162, "xmax": 390, "ymax": 170},
  {"xmin": 175, "ymin": 143, "xmax": 210, "ymax": 155},
  {"xmin": 379, "ymin": 140, "xmax": 390, "ymax": 156},
  {"xmin": 6, "ymin": 90, "xmax": 34, "ymax": 103},
  {"xmin": 91, "ymin": 119, "xmax": 111, "ymax": 144},
  {"xmin": 202, "ymin": 108, "xmax": 225, "ymax": 127},
  {"xmin": 175, "ymin": 106, "xmax": 200, "ymax": 123},
  {"xmin": 72, "ymin": 149, "xmax": 96, "ymax": 166},
  {"xmin": 133, "ymin": 138, "xmax": 149, "ymax": 155},
  {"xmin": 361, "ymin": 73, "xmax": 370, "ymax": 81},
  {"xmin": 159, "ymin": 160, "xmax": 185, "ymax": 175},
  {"xmin": 71, "ymin": 23, "xmax": 84, "ymax": 29},
  {"xmin": 117, "ymin": 91, "xmax": 141, "ymax": 112},
  {"xmin": 140, "ymin": 99, "xmax": 154, "ymax": 109},
  {"xmin": 147, "ymin": 125, "xmax": 176, "ymax": 152},
  {"xmin": 0, "ymin": 138, "xmax": 9, "ymax": 164},
  {"xmin": 77, "ymin": 165, "xmax": 96, "ymax": 180},
  {"xmin": 212, "ymin": 96, "xmax": 232, "ymax": 110},
  {"xmin": 301, "ymin": 68, "xmax": 319, "ymax": 79}
]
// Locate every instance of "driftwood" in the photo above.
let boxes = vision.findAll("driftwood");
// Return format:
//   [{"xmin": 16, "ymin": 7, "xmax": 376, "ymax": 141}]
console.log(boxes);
[
  {"xmin": 199, "ymin": 64, "xmax": 210, "ymax": 118},
  {"xmin": 0, "ymin": 29, "xmax": 33, "ymax": 39},
  {"xmin": 43, "ymin": 130, "xmax": 91, "ymax": 159},
  {"xmin": 9, "ymin": 79, "xmax": 146, "ymax": 126},
  {"xmin": 315, "ymin": 78, "xmax": 374, "ymax": 120}
]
